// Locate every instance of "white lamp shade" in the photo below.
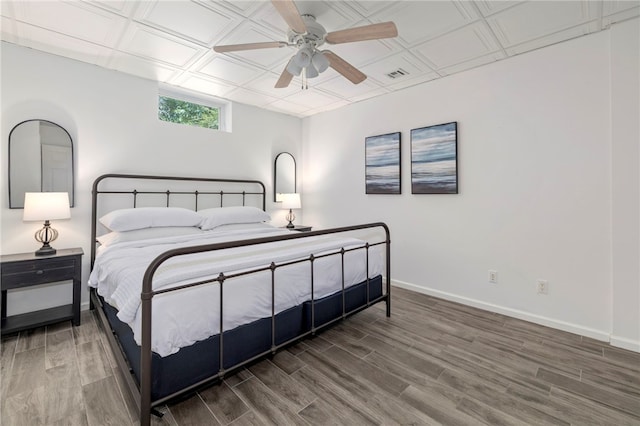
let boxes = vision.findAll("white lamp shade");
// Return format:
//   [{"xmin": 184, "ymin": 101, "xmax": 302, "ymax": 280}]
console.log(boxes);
[
  {"xmin": 293, "ymin": 47, "xmax": 312, "ymax": 68},
  {"xmin": 286, "ymin": 59, "xmax": 303, "ymax": 76},
  {"xmin": 281, "ymin": 193, "xmax": 301, "ymax": 209},
  {"xmin": 311, "ymin": 51, "xmax": 329, "ymax": 73},
  {"xmin": 23, "ymin": 192, "xmax": 71, "ymax": 221},
  {"xmin": 305, "ymin": 64, "xmax": 319, "ymax": 79}
]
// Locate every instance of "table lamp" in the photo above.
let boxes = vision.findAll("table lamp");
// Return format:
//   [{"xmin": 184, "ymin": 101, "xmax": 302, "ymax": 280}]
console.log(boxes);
[
  {"xmin": 281, "ymin": 193, "xmax": 301, "ymax": 228},
  {"xmin": 23, "ymin": 192, "xmax": 70, "ymax": 256}
]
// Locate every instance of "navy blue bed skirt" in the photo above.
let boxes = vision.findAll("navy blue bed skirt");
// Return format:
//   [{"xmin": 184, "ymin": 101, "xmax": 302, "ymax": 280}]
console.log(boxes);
[{"xmin": 101, "ymin": 275, "xmax": 383, "ymax": 401}]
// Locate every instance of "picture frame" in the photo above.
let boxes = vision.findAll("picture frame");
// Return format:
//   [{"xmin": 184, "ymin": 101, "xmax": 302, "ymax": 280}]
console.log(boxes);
[
  {"xmin": 365, "ymin": 132, "xmax": 401, "ymax": 194},
  {"xmin": 411, "ymin": 122, "xmax": 458, "ymax": 194}
]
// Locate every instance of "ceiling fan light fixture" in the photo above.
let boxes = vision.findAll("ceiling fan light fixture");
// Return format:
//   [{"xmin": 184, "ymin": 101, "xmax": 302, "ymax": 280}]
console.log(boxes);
[
  {"xmin": 311, "ymin": 50, "xmax": 329, "ymax": 73},
  {"xmin": 293, "ymin": 46, "xmax": 312, "ymax": 68},
  {"xmin": 286, "ymin": 60, "xmax": 303, "ymax": 76},
  {"xmin": 305, "ymin": 64, "xmax": 319, "ymax": 79}
]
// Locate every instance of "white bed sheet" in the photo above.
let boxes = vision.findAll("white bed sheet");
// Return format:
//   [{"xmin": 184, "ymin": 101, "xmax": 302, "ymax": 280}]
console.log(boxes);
[{"xmin": 89, "ymin": 224, "xmax": 383, "ymax": 357}]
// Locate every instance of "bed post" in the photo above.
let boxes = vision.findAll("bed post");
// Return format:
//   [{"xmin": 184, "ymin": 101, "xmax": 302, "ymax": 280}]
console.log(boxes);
[
  {"xmin": 140, "ymin": 270, "xmax": 154, "ymax": 426},
  {"xmin": 383, "ymin": 223, "xmax": 391, "ymax": 317},
  {"xmin": 90, "ymin": 175, "xmax": 104, "ymax": 270}
]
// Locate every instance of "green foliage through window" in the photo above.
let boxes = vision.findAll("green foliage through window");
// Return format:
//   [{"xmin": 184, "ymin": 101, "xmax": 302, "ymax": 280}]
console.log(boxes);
[{"xmin": 158, "ymin": 96, "xmax": 219, "ymax": 130}]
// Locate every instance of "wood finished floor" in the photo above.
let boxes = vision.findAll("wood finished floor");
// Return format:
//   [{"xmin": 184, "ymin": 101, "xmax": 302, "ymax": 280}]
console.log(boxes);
[{"xmin": 2, "ymin": 286, "xmax": 639, "ymax": 425}]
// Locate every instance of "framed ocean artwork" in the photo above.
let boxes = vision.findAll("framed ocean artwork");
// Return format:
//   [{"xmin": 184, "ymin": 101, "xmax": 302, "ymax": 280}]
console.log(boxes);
[
  {"xmin": 365, "ymin": 132, "xmax": 401, "ymax": 194},
  {"xmin": 410, "ymin": 122, "xmax": 458, "ymax": 194}
]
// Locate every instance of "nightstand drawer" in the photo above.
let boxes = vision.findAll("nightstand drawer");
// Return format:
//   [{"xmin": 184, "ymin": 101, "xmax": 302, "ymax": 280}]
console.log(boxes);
[{"xmin": 1, "ymin": 259, "xmax": 76, "ymax": 289}]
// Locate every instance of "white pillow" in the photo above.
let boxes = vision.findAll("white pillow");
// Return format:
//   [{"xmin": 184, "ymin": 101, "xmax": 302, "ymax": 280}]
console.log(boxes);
[
  {"xmin": 99, "ymin": 207, "xmax": 202, "ymax": 232},
  {"xmin": 97, "ymin": 226, "xmax": 204, "ymax": 247},
  {"xmin": 206, "ymin": 222, "xmax": 276, "ymax": 233},
  {"xmin": 198, "ymin": 206, "xmax": 270, "ymax": 230}
]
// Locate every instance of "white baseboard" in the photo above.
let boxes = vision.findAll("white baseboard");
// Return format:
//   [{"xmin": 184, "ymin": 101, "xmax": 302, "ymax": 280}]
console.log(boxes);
[
  {"xmin": 610, "ymin": 335, "xmax": 640, "ymax": 352},
  {"xmin": 391, "ymin": 279, "xmax": 614, "ymax": 345}
]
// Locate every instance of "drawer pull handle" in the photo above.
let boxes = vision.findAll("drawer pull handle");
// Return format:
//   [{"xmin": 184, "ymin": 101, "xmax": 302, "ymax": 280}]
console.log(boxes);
[{"xmin": 35, "ymin": 270, "xmax": 44, "ymax": 275}]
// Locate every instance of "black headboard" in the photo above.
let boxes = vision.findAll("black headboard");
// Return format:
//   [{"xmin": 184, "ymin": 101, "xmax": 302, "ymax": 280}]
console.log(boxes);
[{"xmin": 91, "ymin": 173, "xmax": 266, "ymax": 266}]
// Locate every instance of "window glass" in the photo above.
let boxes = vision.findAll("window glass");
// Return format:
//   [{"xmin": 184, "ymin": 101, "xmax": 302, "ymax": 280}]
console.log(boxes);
[{"xmin": 158, "ymin": 95, "xmax": 219, "ymax": 130}]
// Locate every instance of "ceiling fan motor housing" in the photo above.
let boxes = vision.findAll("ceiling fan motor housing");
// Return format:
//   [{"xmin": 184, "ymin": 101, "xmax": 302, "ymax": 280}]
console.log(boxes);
[{"xmin": 288, "ymin": 15, "xmax": 327, "ymax": 48}]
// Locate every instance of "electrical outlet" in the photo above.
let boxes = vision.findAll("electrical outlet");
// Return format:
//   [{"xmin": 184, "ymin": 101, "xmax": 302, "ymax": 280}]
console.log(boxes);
[
  {"xmin": 537, "ymin": 279, "xmax": 548, "ymax": 294},
  {"xmin": 489, "ymin": 270, "xmax": 498, "ymax": 283}
]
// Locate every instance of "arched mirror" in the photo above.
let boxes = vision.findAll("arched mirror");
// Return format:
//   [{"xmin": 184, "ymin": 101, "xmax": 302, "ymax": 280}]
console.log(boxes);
[
  {"xmin": 274, "ymin": 152, "xmax": 296, "ymax": 202},
  {"xmin": 9, "ymin": 119, "xmax": 74, "ymax": 208}
]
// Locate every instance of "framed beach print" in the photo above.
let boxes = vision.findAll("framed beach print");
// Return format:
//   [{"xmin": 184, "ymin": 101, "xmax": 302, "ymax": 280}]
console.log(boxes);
[
  {"xmin": 411, "ymin": 122, "xmax": 458, "ymax": 194},
  {"xmin": 365, "ymin": 132, "xmax": 401, "ymax": 194}
]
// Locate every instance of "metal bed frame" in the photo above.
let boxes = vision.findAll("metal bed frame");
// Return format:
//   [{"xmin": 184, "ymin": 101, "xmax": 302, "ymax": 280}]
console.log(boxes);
[{"xmin": 90, "ymin": 174, "xmax": 391, "ymax": 426}]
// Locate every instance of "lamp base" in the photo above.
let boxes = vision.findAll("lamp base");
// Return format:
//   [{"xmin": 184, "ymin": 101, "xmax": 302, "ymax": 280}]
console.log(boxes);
[
  {"xmin": 35, "ymin": 244, "xmax": 56, "ymax": 256},
  {"xmin": 285, "ymin": 209, "xmax": 296, "ymax": 228},
  {"xmin": 34, "ymin": 220, "xmax": 59, "ymax": 256}
]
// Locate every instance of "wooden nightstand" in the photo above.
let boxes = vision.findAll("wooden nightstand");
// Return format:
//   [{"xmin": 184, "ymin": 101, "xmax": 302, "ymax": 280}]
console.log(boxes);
[
  {"xmin": 1, "ymin": 247, "xmax": 83, "ymax": 334},
  {"xmin": 283, "ymin": 225, "xmax": 312, "ymax": 232}
]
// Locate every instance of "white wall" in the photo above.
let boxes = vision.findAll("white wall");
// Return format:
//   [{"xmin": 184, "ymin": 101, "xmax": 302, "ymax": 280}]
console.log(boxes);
[
  {"xmin": 610, "ymin": 18, "xmax": 640, "ymax": 351},
  {"xmin": 302, "ymin": 20, "xmax": 639, "ymax": 350},
  {"xmin": 1, "ymin": 42, "xmax": 302, "ymax": 314}
]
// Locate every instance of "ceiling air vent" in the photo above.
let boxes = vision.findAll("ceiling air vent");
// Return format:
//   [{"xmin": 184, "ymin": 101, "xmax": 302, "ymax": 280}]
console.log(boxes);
[{"xmin": 385, "ymin": 68, "xmax": 409, "ymax": 79}]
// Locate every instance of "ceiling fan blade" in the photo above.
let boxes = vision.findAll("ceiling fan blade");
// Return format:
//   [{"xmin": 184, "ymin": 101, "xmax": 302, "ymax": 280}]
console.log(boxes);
[
  {"xmin": 325, "ymin": 21, "xmax": 398, "ymax": 44},
  {"xmin": 271, "ymin": 0, "xmax": 307, "ymax": 34},
  {"xmin": 213, "ymin": 41, "xmax": 287, "ymax": 53},
  {"xmin": 323, "ymin": 51, "xmax": 366, "ymax": 85},
  {"xmin": 275, "ymin": 63, "xmax": 294, "ymax": 88}
]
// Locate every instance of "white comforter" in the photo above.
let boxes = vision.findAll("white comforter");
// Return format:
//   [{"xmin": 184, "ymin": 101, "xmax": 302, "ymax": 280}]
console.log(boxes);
[{"xmin": 89, "ymin": 225, "xmax": 383, "ymax": 356}]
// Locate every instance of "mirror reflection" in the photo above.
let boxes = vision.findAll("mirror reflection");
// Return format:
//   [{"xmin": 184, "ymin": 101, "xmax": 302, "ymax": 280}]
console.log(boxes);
[
  {"xmin": 274, "ymin": 152, "xmax": 296, "ymax": 202},
  {"xmin": 9, "ymin": 120, "xmax": 74, "ymax": 208}
]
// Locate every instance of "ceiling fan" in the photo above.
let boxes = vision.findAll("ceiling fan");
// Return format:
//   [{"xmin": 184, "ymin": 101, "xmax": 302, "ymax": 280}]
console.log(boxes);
[{"xmin": 213, "ymin": 0, "xmax": 398, "ymax": 89}]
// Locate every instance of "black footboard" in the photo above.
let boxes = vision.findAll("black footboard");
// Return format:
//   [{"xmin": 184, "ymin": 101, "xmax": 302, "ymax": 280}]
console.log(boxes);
[{"xmin": 138, "ymin": 223, "xmax": 391, "ymax": 425}]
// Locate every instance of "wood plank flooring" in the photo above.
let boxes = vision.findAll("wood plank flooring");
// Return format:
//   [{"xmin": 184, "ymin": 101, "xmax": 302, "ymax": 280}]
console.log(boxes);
[{"xmin": 2, "ymin": 287, "xmax": 639, "ymax": 425}]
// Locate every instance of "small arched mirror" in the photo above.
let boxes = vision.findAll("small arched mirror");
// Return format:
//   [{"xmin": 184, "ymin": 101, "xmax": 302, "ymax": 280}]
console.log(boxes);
[
  {"xmin": 274, "ymin": 152, "xmax": 296, "ymax": 202},
  {"xmin": 9, "ymin": 120, "xmax": 74, "ymax": 208}
]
